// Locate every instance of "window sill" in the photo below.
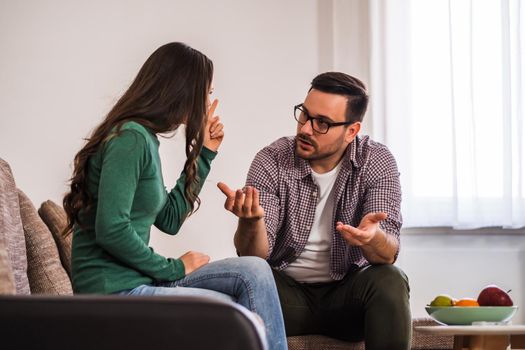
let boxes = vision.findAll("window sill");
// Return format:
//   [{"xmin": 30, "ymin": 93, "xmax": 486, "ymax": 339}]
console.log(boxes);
[{"xmin": 401, "ymin": 227, "xmax": 525, "ymax": 236}]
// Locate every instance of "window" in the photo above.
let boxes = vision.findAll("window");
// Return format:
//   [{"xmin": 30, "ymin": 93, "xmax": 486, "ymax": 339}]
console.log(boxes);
[{"xmin": 367, "ymin": 0, "xmax": 525, "ymax": 228}]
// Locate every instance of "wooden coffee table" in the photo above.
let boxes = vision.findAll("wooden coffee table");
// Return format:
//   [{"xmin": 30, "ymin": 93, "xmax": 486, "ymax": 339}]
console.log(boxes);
[{"xmin": 415, "ymin": 325, "xmax": 525, "ymax": 350}]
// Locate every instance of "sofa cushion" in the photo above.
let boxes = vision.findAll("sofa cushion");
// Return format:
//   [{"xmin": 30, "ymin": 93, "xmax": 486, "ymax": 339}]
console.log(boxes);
[
  {"xmin": 38, "ymin": 200, "xmax": 72, "ymax": 277},
  {"xmin": 0, "ymin": 234, "xmax": 16, "ymax": 295},
  {"xmin": 18, "ymin": 190, "xmax": 73, "ymax": 295},
  {"xmin": 0, "ymin": 158, "xmax": 30, "ymax": 295}
]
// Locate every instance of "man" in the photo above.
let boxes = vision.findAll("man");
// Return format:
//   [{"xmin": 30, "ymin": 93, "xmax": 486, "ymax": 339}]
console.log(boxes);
[{"xmin": 218, "ymin": 72, "xmax": 411, "ymax": 350}]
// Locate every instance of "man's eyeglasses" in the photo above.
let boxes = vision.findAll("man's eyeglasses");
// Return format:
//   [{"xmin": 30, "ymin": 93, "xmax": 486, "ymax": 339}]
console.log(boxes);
[{"xmin": 294, "ymin": 104, "xmax": 354, "ymax": 134}]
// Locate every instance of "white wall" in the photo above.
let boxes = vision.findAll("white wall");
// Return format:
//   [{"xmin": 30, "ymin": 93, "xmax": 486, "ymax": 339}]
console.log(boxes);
[{"xmin": 1, "ymin": 0, "xmax": 523, "ymax": 324}]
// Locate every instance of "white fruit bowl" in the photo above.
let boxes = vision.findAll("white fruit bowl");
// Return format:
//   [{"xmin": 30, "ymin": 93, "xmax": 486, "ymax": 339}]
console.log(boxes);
[{"xmin": 425, "ymin": 306, "xmax": 518, "ymax": 325}]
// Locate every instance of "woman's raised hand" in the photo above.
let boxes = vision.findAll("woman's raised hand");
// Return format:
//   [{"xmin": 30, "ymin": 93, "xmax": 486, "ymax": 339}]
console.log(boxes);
[
  {"xmin": 203, "ymin": 99, "xmax": 224, "ymax": 152},
  {"xmin": 179, "ymin": 251, "xmax": 210, "ymax": 275}
]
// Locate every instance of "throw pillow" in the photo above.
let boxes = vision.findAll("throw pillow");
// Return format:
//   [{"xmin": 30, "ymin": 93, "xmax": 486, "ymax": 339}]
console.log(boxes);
[
  {"xmin": 0, "ymin": 158, "xmax": 30, "ymax": 294},
  {"xmin": 18, "ymin": 190, "xmax": 72, "ymax": 294},
  {"xmin": 38, "ymin": 200, "xmax": 72, "ymax": 277}
]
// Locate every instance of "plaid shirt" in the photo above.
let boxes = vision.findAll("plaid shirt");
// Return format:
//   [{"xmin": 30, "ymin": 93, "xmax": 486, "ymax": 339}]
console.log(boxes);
[{"xmin": 245, "ymin": 135, "xmax": 402, "ymax": 280}]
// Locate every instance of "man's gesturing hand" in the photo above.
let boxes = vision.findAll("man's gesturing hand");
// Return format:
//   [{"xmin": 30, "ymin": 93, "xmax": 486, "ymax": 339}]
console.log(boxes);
[
  {"xmin": 336, "ymin": 212, "xmax": 387, "ymax": 247},
  {"xmin": 217, "ymin": 182, "xmax": 265, "ymax": 221},
  {"xmin": 179, "ymin": 251, "xmax": 210, "ymax": 275}
]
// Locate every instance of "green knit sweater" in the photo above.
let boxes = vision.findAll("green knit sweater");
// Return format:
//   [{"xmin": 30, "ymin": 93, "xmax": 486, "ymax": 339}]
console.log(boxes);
[{"xmin": 71, "ymin": 121, "xmax": 216, "ymax": 294}]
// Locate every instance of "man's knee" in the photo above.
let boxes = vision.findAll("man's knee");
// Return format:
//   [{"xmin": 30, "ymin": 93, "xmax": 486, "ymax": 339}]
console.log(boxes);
[{"xmin": 362, "ymin": 264, "xmax": 410, "ymax": 299}]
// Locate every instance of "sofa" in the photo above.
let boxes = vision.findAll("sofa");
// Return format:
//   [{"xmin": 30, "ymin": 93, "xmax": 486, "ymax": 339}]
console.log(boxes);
[{"xmin": 0, "ymin": 157, "xmax": 454, "ymax": 349}]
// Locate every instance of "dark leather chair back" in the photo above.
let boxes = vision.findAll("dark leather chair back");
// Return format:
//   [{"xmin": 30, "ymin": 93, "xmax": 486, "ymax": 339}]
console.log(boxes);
[{"xmin": 0, "ymin": 295, "xmax": 267, "ymax": 350}]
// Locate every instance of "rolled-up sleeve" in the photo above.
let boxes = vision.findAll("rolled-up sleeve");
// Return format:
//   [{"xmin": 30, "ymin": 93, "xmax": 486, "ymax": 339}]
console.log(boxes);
[
  {"xmin": 362, "ymin": 146, "xmax": 402, "ymax": 258},
  {"xmin": 245, "ymin": 147, "xmax": 282, "ymax": 257}
]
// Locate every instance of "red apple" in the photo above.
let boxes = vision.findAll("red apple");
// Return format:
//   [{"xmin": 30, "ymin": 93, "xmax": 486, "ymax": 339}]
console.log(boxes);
[{"xmin": 477, "ymin": 285, "xmax": 513, "ymax": 306}]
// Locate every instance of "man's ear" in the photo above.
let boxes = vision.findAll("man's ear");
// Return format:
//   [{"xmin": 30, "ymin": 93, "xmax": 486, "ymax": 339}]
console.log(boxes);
[{"xmin": 345, "ymin": 122, "xmax": 361, "ymax": 142}]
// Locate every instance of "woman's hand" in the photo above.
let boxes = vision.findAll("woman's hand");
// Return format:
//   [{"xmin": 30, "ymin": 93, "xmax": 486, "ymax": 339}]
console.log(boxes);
[
  {"xmin": 203, "ymin": 99, "xmax": 224, "ymax": 152},
  {"xmin": 179, "ymin": 251, "xmax": 210, "ymax": 275}
]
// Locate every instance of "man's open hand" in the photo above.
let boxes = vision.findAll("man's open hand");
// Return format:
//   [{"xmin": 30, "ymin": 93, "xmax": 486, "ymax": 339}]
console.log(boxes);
[
  {"xmin": 217, "ymin": 182, "xmax": 265, "ymax": 221},
  {"xmin": 336, "ymin": 212, "xmax": 387, "ymax": 247}
]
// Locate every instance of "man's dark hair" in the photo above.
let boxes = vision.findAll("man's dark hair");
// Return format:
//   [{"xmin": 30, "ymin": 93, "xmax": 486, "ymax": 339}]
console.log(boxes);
[{"xmin": 309, "ymin": 72, "xmax": 369, "ymax": 123}]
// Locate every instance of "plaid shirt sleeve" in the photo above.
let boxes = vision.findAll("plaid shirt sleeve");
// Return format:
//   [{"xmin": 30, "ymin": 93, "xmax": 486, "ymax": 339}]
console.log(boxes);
[
  {"xmin": 361, "ymin": 145, "xmax": 403, "ymax": 260},
  {"xmin": 245, "ymin": 146, "xmax": 282, "ymax": 257}
]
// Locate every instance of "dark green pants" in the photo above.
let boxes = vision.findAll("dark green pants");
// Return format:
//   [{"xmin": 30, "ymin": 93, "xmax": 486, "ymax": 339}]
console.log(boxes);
[{"xmin": 272, "ymin": 264, "xmax": 411, "ymax": 350}]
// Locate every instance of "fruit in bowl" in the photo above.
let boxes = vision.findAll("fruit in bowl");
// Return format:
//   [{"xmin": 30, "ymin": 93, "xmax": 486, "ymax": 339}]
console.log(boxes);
[
  {"xmin": 477, "ymin": 285, "xmax": 513, "ymax": 306},
  {"xmin": 427, "ymin": 296, "xmax": 480, "ymax": 307},
  {"xmin": 454, "ymin": 298, "xmax": 479, "ymax": 307},
  {"xmin": 425, "ymin": 285, "xmax": 518, "ymax": 325},
  {"xmin": 429, "ymin": 294, "xmax": 456, "ymax": 307}
]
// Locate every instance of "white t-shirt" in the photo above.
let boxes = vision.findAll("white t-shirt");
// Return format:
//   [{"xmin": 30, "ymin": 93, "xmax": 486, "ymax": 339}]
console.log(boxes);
[{"xmin": 283, "ymin": 162, "xmax": 341, "ymax": 282}]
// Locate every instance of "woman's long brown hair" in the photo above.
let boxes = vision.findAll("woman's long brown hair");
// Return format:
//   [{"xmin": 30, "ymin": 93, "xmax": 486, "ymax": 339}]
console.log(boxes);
[{"xmin": 63, "ymin": 42, "xmax": 213, "ymax": 235}]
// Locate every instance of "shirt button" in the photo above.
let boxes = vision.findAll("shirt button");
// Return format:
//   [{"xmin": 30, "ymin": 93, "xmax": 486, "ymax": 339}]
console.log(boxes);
[{"xmin": 305, "ymin": 225, "xmax": 311, "ymax": 231}]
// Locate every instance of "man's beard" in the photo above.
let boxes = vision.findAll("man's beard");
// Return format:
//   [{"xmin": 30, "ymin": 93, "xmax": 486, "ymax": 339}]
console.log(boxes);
[{"xmin": 295, "ymin": 133, "xmax": 344, "ymax": 162}]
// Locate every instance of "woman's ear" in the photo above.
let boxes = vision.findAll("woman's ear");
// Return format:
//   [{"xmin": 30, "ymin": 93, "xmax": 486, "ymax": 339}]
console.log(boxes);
[{"xmin": 345, "ymin": 122, "xmax": 361, "ymax": 143}]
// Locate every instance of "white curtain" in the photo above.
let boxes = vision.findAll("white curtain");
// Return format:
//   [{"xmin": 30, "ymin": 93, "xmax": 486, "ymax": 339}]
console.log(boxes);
[{"xmin": 335, "ymin": 0, "xmax": 525, "ymax": 228}]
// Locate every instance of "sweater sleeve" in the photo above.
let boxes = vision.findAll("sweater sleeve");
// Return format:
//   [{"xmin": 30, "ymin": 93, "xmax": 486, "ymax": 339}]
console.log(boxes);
[
  {"xmin": 95, "ymin": 130, "xmax": 185, "ymax": 281},
  {"xmin": 154, "ymin": 146, "xmax": 217, "ymax": 234}
]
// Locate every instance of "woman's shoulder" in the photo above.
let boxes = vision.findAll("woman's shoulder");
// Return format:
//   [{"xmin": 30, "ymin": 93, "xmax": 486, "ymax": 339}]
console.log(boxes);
[
  {"xmin": 111, "ymin": 121, "xmax": 158, "ymax": 145},
  {"xmin": 121, "ymin": 121, "xmax": 154, "ymax": 137},
  {"xmin": 100, "ymin": 121, "xmax": 156, "ymax": 154}
]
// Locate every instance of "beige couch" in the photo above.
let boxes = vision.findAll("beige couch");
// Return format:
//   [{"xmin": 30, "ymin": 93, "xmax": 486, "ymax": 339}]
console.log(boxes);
[{"xmin": 0, "ymin": 157, "xmax": 453, "ymax": 349}]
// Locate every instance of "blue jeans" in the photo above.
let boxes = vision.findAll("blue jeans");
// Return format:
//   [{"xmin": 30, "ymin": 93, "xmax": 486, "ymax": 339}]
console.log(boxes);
[{"xmin": 116, "ymin": 256, "xmax": 287, "ymax": 350}]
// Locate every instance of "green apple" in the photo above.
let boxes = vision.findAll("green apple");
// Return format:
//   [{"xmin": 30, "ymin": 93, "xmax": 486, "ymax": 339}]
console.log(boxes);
[{"xmin": 429, "ymin": 294, "xmax": 455, "ymax": 307}]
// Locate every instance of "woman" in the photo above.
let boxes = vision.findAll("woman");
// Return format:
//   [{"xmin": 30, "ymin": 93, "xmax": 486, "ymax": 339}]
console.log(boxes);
[{"xmin": 63, "ymin": 42, "xmax": 287, "ymax": 350}]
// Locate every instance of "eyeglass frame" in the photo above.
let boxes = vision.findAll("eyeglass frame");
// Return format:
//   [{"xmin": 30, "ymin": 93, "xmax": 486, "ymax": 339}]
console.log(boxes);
[{"xmin": 293, "ymin": 104, "xmax": 355, "ymax": 134}]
